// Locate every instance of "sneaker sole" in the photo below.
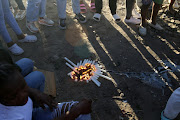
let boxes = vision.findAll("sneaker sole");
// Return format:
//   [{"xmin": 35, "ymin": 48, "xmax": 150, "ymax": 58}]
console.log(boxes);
[
  {"xmin": 26, "ymin": 24, "xmax": 39, "ymax": 33},
  {"xmin": 38, "ymin": 21, "xmax": 54, "ymax": 26}
]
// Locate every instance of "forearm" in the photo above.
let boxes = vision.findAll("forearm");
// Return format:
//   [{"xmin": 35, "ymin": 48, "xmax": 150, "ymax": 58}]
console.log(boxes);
[{"xmin": 53, "ymin": 106, "xmax": 81, "ymax": 120}]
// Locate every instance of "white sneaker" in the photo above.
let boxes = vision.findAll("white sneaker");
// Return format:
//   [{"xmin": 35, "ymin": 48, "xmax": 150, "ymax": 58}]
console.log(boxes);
[
  {"xmin": 15, "ymin": 10, "xmax": 26, "ymax": 20},
  {"xmin": 38, "ymin": 16, "xmax": 54, "ymax": 26},
  {"xmin": 8, "ymin": 43, "xmax": 24, "ymax": 55},
  {"xmin": 132, "ymin": 9, "xmax": 141, "ymax": 19},
  {"xmin": 18, "ymin": 34, "xmax": 37, "ymax": 43},
  {"xmin": 26, "ymin": 22, "xmax": 39, "ymax": 33},
  {"xmin": 124, "ymin": 16, "xmax": 141, "ymax": 24},
  {"xmin": 139, "ymin": 25, "xmax": 147, "ymax": 36},
  {"xmin": 148, "ymin": 21, "xmax": 163, "ymax": 30}
]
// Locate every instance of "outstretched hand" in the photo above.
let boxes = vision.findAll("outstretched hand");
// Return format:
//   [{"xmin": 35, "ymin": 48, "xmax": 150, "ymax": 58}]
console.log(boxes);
[
  {"xmin": 28, "ymin": 87, "xmax": 57, "ymax": 110},
  {"xmin": 75, "ymin": 99, "xmax": 92, "ymax": 114}
]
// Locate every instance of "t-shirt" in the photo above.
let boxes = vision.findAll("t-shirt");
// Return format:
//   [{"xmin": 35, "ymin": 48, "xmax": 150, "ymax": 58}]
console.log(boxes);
[{"xmin": 0, "ymin": 97, "xmax": 33, "ymax": 120}]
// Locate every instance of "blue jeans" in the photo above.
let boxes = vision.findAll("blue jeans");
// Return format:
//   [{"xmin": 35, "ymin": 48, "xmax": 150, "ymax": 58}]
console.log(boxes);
[
  {"xmin": 0, "ymin": 0, "xmax": 22, "ymax": 43},
  {"xmin": 56, "ymin": 0, "xmax": 80, "ymax": 19},
  {"xmin": 15, "ymin": 58, "xmax": 91, "ymax": 120},
  {"xmin": 15, "ymin": 58, "xmax": 45, "ymax": 92},
  {"xmin": 26, "ymin": 0, "xmax": 46, "ymax": 22}
]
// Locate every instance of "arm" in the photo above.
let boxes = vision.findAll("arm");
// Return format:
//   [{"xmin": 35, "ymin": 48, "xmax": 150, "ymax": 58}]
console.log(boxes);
[
  {"xmin": 28, "ymin": 87, "xmax": 57, "ymax": 110},
  {"xmin": 54, "ymin": 99, "xmax": 92, "ymax": 120}
]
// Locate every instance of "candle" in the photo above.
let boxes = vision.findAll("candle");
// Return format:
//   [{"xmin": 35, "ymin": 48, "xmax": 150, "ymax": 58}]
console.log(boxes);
[
  {"xmin": 91, "ymin": 77, "xmax": 101, "ymax": 87},
  {"xmin": 95, "ymin": 73, "xmax": 112, "ymax": 80},
  {"xmin": 64, "ymin": 57, "xmax": 76, "ymax": 67}
]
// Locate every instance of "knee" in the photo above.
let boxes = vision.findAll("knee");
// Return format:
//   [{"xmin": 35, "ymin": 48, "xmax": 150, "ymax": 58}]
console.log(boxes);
[
  {"xmin": 22, "ymin": 58, "xmax": 34, "ymax": 67},
  {"xmin": 33, "ymin": 71, "xmax": 45, "ymax": 84}
]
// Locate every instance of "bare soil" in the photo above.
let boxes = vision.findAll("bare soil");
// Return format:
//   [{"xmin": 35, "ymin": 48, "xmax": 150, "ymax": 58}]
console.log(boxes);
[{"xmin": 6, "ymin": 0, "xmax": 180, "ymax": 119}]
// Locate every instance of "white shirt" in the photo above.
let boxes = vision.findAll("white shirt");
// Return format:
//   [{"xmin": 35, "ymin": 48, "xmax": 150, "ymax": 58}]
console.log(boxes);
[{"xmin": 0, "ymin": 97, "xmax": 33, "ymax": 120}]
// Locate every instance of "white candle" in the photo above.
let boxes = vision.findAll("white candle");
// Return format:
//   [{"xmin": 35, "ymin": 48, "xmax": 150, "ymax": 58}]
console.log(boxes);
[
  {"xmin": 91, "ymin": 77, "xmax": 101, "ymax": 87},
  {"xmin": 77, "ymin": 63, "xmax": 80, "ymax": 67},
  {"xmin": 92, "ymin": 61, "xmax": 95, "ymax": 65},
  {"xmin": 79, "ymin": 60, "xmax": 82, "ymax": 65},
  {"xmin": 95, "ymin": 73, "xmax": 112, "ymax": 80},
  {"xmin": 64, "ymin": 57, "xmax": 76, "ymax": 67},
  {"xmin": 66, "ymin": 63, "xmax": 78, "ymax": 73}
]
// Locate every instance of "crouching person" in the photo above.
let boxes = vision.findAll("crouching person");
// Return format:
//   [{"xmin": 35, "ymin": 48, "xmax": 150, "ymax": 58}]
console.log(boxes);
[{"xmin": 0, "ymin": 63, "xmax": 92, "ymax": 120}]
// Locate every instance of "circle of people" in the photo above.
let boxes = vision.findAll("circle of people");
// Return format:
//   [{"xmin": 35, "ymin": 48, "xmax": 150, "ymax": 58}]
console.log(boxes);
[{"xmin": 0, "ymin": 0, "xmax": 179, "ymax": 55}]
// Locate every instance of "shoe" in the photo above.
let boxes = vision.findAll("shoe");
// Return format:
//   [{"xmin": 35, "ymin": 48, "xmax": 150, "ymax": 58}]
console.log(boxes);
[
  {"xmin": 125, "ymin": 16, "xmax": 141, "ymax": 24},
  {"xmin": 59, "ymin": 19, "xmax": 66, "ymax": 30},
  {"xmin": 38, "ymin": 16, "xmax": 54, "ymax": 26},
  {"xmin": 132, "ymin": 9, "xmax": 141, "ymax": 19},
  {"xmin": 26, "ymin": 21, "xmax": 39, "ymax": 33},
  {"xmin": 93, "ymin": 13, "xmax": 101, "ymax": 22},
  {"xmin": 18, "ymin": 34, "xmax": 37, "ymax": 43},
  {"xmin": 148, "ymin": 21, "xmax": 163, "ymax": 30},
  {"xmin": 15, "ymin": 9, "xmax": 26, "ymax": 20},
  {"xmin": 139, "ymin": 25, "xmax": 147, "ymax": 36},
  {"xmin": 8, "ymin": 43, "xmax": 24, "ymax": 55},
  {"xmin": 112, "ymin": 14, "xmax": 121, "ymax": 23},
  {"xmin": 75, "ymin": 13, "xmax": 87, "ymax": 23}
]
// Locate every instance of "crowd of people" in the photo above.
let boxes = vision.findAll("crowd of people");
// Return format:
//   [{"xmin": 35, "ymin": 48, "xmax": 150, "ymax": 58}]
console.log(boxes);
[
  {"xmin": 0, "ymin": 0, "xmax": 179, "ymax": 119},
  {"xmin": 0, "ymin": 0, "xmax": 179, "ymax": 55}
]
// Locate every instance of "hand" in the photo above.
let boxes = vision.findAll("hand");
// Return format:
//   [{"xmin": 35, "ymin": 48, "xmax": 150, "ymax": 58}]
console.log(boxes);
[
  {"xmin": 75, "ymin": 99, "xmax": 92, "ymax": 114},
  {"xmin": 28, "ymin": 88, "xmax": 57, "ymax": 110}
]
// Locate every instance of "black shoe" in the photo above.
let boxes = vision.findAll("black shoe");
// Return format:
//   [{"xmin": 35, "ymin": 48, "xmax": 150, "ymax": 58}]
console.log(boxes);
[
  {"xmin": 75, "ymin": 13, "xmax": 87, "ymax": 23},
  {"xmin": 59, "ymin": 19, "xmax": 66, "ymax": 30}
]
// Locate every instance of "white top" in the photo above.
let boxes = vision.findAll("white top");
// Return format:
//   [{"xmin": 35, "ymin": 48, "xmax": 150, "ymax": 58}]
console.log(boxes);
[{"xmin": 0, "ymin": 97, "xmax": 33, "ymax": 120}]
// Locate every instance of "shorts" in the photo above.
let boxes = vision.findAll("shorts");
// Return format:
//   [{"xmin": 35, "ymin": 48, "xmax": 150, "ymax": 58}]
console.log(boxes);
[{"xmin": 142, "ymin": 0, "xmax": 164, "ymax": 5}]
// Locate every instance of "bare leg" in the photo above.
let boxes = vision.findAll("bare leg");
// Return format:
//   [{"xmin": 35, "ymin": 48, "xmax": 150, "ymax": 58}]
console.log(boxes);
[
  {"xmin": 141, "ymin": 4, "xmax": 150, "ymax": 27},
  {"xmin": 151, "ymin": 2, "xmax": 161, "ymax": 25}
]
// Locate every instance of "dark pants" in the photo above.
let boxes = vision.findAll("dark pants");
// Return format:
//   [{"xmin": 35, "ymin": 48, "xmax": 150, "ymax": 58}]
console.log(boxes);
[
  {"xmin": 126, "ymin": 0, "xmax": 136, "ymax": 18},
  {"xmin": 95, "ymin": 0, "xmax": 117, "ymax": 15},
  {"xmin": 9, "ymin": 0, "xmax": 25, "ymax": 10}
]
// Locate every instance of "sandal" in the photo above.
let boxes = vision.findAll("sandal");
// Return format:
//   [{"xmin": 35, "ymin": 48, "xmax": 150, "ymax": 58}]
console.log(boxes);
[
  {"xmin": 93, "ymin": 13, "xmax": 101, "ymax": 22},
  {"xmin": 80, "ymin": 4, "xmax": 87, "ymax": 14},
  {"xmin": 112, "ymin": 14, "xmax": 121, "ymax": 23},
  {"xmin": 90, "ymin": 3, "xmax": 96, "ymax": 12}
]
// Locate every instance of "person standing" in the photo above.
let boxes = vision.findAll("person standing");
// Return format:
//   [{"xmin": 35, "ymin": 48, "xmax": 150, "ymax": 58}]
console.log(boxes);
[
  {"xmin": 56, "ymin": 0, "xmax": 87, "ymax": 30},
  {"xmin": 0, "ymin": 0, "xmax": 37, "ymax": 55},
  {"xmin": 124, "ymin": 0, "xmax": 141, "ymax": 25},
  {"xmin": 93, "ymin": 0, "xmax": 120, "ymax": 22},
  {"xmin": 26, "ymin": 0, "xmax": 54, "ymax": 33},
  {"xmin": 139, "ymin": 0, "xmax": 164, "ymax": 36}
]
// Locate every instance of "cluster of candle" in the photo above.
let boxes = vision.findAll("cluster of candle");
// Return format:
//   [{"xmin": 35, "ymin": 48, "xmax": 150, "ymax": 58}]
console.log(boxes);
[{"xmin": 64, "ymin": 57, "xmax": 112, "ymax": 87}]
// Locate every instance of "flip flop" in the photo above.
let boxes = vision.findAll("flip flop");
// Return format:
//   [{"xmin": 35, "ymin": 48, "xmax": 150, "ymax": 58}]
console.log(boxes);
[
  {"xmin": 80, "ymin": 4, "xmax": 87, "ymax": 14},
  {"xmin": 90, "ymin": 3, "xmax": 96, "ymax": 12},
  {"xmin": 93, "ymin": 13, "xmax": 101, "ymax": 22}
]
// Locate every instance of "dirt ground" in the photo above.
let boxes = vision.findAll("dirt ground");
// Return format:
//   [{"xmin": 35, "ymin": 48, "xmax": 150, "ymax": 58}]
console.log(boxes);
[{"xmin": 5, "ymin": 0, "xmax": 180, "ymax": 119}]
